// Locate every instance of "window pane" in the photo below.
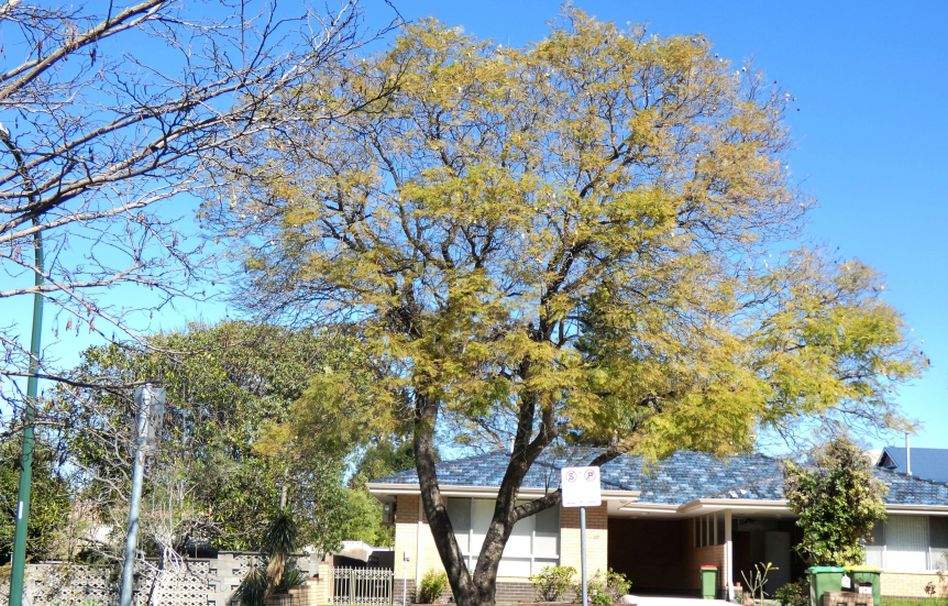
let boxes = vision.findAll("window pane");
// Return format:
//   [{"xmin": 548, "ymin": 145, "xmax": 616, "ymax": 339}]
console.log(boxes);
[
  {"xmin": 864, "ymin": 546, "xmax": 884, "ymax": 568},
  {"xmin": 534, "ymin": 506, "xmax": 559, "ymax": 556},
  {"xmin": 447, "ymin": 498, "xmax": 471, "ymax": 553},
  {"xmin": 470, "ymin": 499, "xmax": 494, "ymax": 555},
  {"xmin": 498, "ymin": 556, "xmax": 531, "ymax": 578},
  {"xmin": 885, "ymin": 515, "xmax": 928, "ymax": 572},
  {"xmin": 505, "ymin": 516, "xmax": 532, "ymax": 555},
  {"xmin": 931, "ymin": 517, "xmax": 948, "ymax": 549},
  {"xmin": 868, "ymin": 523, "xmax": 884, "ymax": 546},
  {"xmin": 716, "ymin": 512, "xmax": 725, "ymax": 545}
]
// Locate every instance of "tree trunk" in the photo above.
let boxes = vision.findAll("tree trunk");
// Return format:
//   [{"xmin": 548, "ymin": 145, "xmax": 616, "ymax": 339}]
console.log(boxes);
[
  {"xmin": 413, "ymin": 394, "xmax": 480, "ymax": 604},
  {"xmin": 412, "ymin": 385, "xmax": 559, "ymax": 606}
]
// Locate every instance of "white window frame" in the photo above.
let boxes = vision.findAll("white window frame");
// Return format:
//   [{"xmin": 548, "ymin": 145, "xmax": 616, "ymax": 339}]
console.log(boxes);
[
  {"xmin": 866, "ymin": 514, "xmax": 948, "ymax": 572},
  {"xmin": 446, "ymin": 497, "xmax": 560, "ymax": 576}
]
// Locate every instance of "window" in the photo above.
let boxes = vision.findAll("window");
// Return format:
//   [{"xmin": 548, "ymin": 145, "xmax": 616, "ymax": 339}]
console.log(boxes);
[
  {"xmin": 864, "ymin": 515, "xmax": 948, "ymax": 571},
  {"xmin": 931, "ymin": 517, "xmax": 948, "ymax": 549},
  {"xmin": 446, "ymin": 497, "xmax": 560, "ymax": 576},
  {"xmin": 695, "ymin": 513, "xmax": 725, "ymax": 548},
  {"xmin": 864, "ymin": 523, "xmax": 885, "ymax": 568},
  {"xmin": 931, "ymin": 517, "xmax": 948, "ymax": 571}
]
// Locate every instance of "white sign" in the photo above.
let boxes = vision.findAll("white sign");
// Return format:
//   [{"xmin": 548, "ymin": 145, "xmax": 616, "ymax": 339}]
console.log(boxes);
[{"xmin": 561, "ymin": 466, "xmax": 602, "ymax": 508}]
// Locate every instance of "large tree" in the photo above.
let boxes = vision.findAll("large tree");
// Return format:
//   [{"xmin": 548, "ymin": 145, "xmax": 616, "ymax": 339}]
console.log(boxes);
[{"xmin": 212, "ymin": 12, "xmax": 923, "ymax": 606}]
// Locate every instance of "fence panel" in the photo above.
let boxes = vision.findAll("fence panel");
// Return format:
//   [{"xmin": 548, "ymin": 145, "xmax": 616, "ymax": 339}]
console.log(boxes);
[{"xmin": 332, "ymin": 566, "xmax": 394, "ymax": 605}]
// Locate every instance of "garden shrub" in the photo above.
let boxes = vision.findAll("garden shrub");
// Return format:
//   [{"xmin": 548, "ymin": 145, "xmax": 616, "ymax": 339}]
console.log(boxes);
[
  {"xmin": 577, "ymin": 568, "xmax": 631, "ymax": 605},
  {"xmin": 418, "ymin": 569, "xmax": 449, "ymax": 604},
  {"xmin": 774, "ymin": 579, "xmax": 809, "ymax": 606},
  {"xmin": 531, "ymin": 565, "xmax": 577, "ymax": 601}
]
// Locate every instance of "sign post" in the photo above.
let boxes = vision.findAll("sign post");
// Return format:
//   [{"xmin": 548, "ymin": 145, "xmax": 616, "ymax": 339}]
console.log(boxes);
[{"xmin": 561, "ymin": 466, "xmax": 602, "ymax": 606}]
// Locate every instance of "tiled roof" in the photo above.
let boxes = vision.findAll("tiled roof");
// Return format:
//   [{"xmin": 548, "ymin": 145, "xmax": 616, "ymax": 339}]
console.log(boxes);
[
  {"xmin": 877, "ymin": 467, "xmax": 948, "ymax": 505},
  {"xmin": 372, "ymin": 447, "xmax": 948, "ymax": 508},
  {"xmin": 878, "ymin": 447, "xmax": 948, "ymax": 484}
]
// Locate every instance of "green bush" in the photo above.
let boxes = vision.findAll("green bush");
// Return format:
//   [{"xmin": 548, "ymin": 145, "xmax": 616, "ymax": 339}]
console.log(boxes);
[
  {"xmin": 417, "ymin": 569, "xmax": 449, "ymax": 604},
  {"xmin": 578, "ymin": 568, "xmax": 631, "ymax": 605},
  {"xmin": 236, "ymin": 567, "xmax": 270, "ymax": 606},
  {"xmin": 531, "ymin": 565, "xmax": 577, "ymax": 601},
  {"xmin": 774, "ymin": 579, "xmax": 809, "ymax": 606}
]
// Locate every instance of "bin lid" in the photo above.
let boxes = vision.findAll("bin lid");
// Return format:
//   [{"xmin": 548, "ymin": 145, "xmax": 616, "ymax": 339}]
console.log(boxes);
[
  {"xmin": 847, "ymin": 565, "xmax": 881, "ymax": 573},
  {"xmin": 700, "ymin": 565, "xmax": 718, "ymax": 570},
  {"xmin": 807, "ymin": 566, "xmax": 846, "ymax": 573}
]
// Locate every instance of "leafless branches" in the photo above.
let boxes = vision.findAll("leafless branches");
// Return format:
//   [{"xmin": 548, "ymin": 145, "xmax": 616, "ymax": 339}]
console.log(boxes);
[{"xmin": 0, "ymin": 0, "xmax": 400, "ymax": 420}]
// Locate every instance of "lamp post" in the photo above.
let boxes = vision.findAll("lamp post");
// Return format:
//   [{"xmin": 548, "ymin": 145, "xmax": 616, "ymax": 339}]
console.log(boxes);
[
  {"xmin": 2, "ymin": 122, "xmax": 45, "ymax": 606},
  {"xmin": 119, "ymin": 384, "xmax": 166, "ymax": 606}
]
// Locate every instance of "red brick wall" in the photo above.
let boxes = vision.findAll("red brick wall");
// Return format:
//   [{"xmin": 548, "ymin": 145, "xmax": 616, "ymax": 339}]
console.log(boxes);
[
  {"xmin": 396, "ymin": 495, "xmax": 419, "ymax": 524},
  {"xmin": 561, "ymin": 504, "xmax": 608, "ymax": 529}
]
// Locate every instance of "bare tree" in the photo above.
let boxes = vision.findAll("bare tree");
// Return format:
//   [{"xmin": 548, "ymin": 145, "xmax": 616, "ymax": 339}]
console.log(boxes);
[{"xmin": 0, "ymin": 0, "xmax": 398, "ymax": 417}]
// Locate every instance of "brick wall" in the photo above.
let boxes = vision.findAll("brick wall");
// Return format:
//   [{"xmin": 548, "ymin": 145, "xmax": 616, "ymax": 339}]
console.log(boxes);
[
  {"xmin": 686, "ymin": 541, "xmax": 726, "ymax": 595},
  {"xmin": 880, "ymin": 571, "xmax": 948, "ymax": 598}
]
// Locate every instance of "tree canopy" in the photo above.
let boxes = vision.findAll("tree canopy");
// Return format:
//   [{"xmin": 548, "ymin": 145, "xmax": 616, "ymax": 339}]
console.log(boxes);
[
  {"xmin": 58, "ymin": 321, "xmax": 379, "ymax": 554},
  {"xmin": 212, "ymin": 11, "xmax": 923, "ymax": 606}
]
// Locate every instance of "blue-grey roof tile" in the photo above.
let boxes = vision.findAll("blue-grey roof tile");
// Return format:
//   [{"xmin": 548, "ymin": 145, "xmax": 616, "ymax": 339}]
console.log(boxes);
[{"xmin": 373, "ymin": 446, "xmax": 948, "ymax": 508}]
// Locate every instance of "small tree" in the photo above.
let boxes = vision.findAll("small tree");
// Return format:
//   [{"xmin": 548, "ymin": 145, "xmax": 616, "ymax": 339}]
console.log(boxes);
[{"xmin": 784, "ymin": 437, "xmax": 887, "ymax": 566}]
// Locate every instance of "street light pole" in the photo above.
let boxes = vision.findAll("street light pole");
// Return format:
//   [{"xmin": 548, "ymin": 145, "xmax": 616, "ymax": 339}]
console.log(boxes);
[
  {"xmin": 3, "ymin": 122, "xmax": 45, "ymax": 606},
  {"xmin": 8, "ymin": 222, "xmax": 43, "ymax": 606},
  {"xmin": 119, "ymin": 384, "xmax": 166, "ymax": 606}
]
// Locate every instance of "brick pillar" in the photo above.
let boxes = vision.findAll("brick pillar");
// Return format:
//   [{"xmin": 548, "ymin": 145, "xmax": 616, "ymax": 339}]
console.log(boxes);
[
  {"xmin": 560, "ymin": 504, "xmax": 608, "ymax": 577},
  {"xmin": 309, "ymin": 561, "xmax": 333, "ymax": 605}
]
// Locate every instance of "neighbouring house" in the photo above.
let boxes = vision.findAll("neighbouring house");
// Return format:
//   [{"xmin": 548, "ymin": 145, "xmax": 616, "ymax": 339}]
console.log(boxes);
[
  {"xmin": 878, "ymin": 446, "xmax": 948, "ymax": 484},
  {"xmin": 367, "ymin": 447, "xmax": 948, "ymax": 603}
]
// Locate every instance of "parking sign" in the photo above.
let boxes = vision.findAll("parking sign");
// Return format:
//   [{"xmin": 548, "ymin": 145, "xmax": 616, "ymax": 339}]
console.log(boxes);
[{"xmin": 561, "ymin": 466, "xmax": 601, "ymax": 507}]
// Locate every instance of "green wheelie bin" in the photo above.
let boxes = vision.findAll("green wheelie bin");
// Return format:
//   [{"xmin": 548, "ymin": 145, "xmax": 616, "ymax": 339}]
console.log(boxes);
[
  {"xmin": 807, "ymin": 566, "xmax": 846, "ymax": 606},
  {"xmin": 700, "ymin": 565, "xmax": 718, "ymax": 599},
  {"xmin": 847, "ymin": 565, "xmax": 881, "ymax": 606}
]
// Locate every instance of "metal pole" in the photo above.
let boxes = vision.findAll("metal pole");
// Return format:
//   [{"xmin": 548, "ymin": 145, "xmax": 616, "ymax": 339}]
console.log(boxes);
[
  {"xmin": 119, "ymin": 385, "xmax": 165, "ymax": 606},
  {"xmin": 580, "ymin": 506, "xmax": 588, "ymax": 606},
  {"xmin": 4, "ymin": 117, "xmax": 45, "ymax": 606},
  {"xmin": 8, "ymin": 222, "xmax": 44, "ymax": 606}
]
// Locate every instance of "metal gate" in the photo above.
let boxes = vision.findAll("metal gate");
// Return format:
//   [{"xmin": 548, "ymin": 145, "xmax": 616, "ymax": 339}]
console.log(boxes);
[{"xmin": 332, "ymin": 566, "xmax": 394, "ymax": 605}]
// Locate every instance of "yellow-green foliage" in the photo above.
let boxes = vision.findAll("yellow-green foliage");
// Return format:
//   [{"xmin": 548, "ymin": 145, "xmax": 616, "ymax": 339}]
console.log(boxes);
[{"xmin": 218, "ymin": 10, "xmax": 923, "ymax": 461}]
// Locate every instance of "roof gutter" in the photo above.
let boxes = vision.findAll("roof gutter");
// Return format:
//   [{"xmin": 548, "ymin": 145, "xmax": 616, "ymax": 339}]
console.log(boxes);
[
  {"xmin": 366, "ymin": 483, "xmax": 640, "ymax": 501},
  {"xmin": 884, "ymin": 504, "xmax": 948, "ymax": 516},
  {"xmin": 678, "ymin": 499, "xmax": 790, "ymax": 514}
]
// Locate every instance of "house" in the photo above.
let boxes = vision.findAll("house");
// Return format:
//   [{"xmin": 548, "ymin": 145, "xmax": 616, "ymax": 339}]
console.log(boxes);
[
  {"xmin": 367, "ymin": 447, "xmax": 948, "ymax": 603},
  {"xmin": 878, "ymin": 446, "xmax": 948, "ymax": 484}
]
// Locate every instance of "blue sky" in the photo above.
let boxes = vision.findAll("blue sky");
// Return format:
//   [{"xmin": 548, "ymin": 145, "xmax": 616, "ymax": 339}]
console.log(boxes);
[
  {"xmin": 360, "ymin": 0, "xmax": 947, "ymax": 448},
  {"xmin": 5, "ymin": 1, "xmax": 945, "ymax": 452}
]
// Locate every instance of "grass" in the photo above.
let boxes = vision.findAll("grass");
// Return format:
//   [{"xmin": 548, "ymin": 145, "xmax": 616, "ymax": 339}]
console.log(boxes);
[{"xmin": 881, "ymin": 599, "xmax": 948, "ymax": 606}]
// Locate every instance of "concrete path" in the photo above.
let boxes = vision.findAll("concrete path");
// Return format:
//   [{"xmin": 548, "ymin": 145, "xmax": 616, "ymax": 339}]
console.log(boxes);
[{"xmin": 626, "ymin": 596, "xmax": 734, "ymax": 606}]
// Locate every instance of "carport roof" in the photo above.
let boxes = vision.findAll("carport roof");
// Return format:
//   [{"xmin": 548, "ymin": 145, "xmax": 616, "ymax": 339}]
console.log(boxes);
[{"xmin": 370, "ymin": 447, "xmax": 948, "ymax": 508}]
